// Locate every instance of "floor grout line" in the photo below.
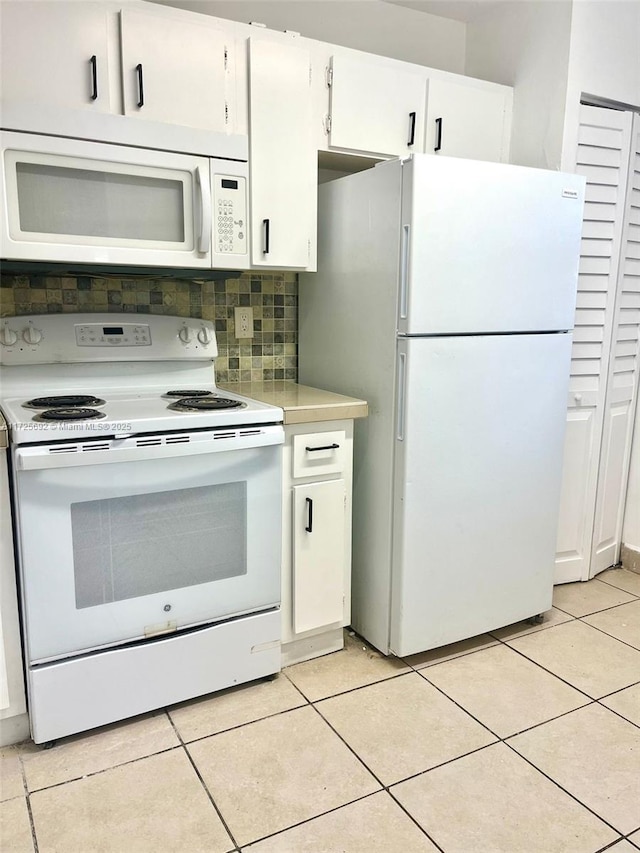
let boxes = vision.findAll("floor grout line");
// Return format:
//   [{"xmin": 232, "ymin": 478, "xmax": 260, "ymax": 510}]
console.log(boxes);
[
  {"xmin": 501, "ymin": 738, "xmax": 628, "ymax": 840},
  {"xmin": 17, "ymin": 751, "xmax": 39, "ymax": 853},
  {"xmin": 7, "ymin": 582, "xmax": 639, "ymax": 851},
  {"xmin": 166, "ymin": 711, "xmax": 241, "ymax": 853},
  {"xmin": 575, "ymin": 612, "xmax": 640, "ymax": 654}
]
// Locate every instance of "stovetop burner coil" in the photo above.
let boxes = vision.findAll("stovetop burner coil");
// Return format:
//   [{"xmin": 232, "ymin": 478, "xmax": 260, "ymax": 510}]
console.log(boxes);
[
  {"xmin": 168, "ymin": 397, "xmax": 245, "ymax": 412},
  {"xmin": 34, "ymin": 407, "xmax": 107, "ymax": 422},
  {"xmin": 25, "ymin": 395, "xmax": 106, "ymax": 409},
  {"xmin": 164, "ymin": 390, "xmax": 213, "ymax": 398}
]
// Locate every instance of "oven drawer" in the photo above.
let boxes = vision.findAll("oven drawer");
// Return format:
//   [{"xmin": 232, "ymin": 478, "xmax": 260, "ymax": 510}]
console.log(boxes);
[
  {"xmin": 28, "ymin": 609, "xmax": 281, "ymax": 743},
  {"xmin": 292, "ymin": 430, "xmax": 346, "ymax": 479}
]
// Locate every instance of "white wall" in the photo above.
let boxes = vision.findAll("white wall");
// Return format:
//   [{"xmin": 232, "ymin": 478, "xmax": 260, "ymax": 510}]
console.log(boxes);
[
  {"xmin": 149, "ymin": 0, "xmax": 466, "ymax": 73},
  {"xmin": 560, "ymin": 0, "xmax": 640, "ymax": 170},
  {"xmin": 464, "ymin": 1, "xmax": 573, "ymax": 169},
  {"xmin": 560, "ymin": 2, "xmax": 640, "ymax": 557}
]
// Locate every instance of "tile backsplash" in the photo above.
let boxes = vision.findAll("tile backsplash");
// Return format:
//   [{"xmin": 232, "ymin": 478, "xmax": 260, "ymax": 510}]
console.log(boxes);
[{"xmin": 0, "ymin": 271, "xmax": 298, "ymax": 383}]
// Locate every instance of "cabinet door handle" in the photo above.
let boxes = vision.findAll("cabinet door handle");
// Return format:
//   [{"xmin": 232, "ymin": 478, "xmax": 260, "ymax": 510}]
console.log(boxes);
[
  {"xmin": 305, "ymin": 497, "xmax": 313, "ymax": 533},
  {"xmin": 434, "ymin": 116, "xmax": 443, "ymax": 152},
  {"xmin": 305, "ymin": 443, "xmax": 339, "ymax": 452},
  {"xmin": 262, "ymin": 218, "xmax": 270, "ymax": 254},
  {"xmin": 89, "ymin": 55, "xmax": 98, "ymax": 101},
  {"xmin": 136, "ymin": 63, "xmax": 145, "ymax": 108},
  {"xmin": 408, "ymin": 111, "xmax": 416, "ymax": 146}
]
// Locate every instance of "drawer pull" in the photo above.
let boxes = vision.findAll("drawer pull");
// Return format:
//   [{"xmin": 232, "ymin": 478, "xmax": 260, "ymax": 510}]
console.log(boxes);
[
  {"xmin": 305, "ymin": 443, "xmax": 339, "ymax": 452},
  {"xmin": 305, "ymin": 497, "xmax": 313, "ymax": 533}
]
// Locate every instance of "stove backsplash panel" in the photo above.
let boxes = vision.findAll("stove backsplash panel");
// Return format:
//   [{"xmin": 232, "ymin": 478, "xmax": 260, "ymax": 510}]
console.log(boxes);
[{"xmin": 0, "ymin": 272, "xmax": 298, "ymax": 383}]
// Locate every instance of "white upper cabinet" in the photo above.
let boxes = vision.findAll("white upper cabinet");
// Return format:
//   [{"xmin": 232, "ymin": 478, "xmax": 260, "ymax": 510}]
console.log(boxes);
[
  {"xmin": 120, "ymin": 9, "xmax": 231, "ymax": 133},
  {"xmin": 0, "ymin": 2, "xmax": 234, "ymax": 134},
  {"xmin": 327, "ymin": 54, "xmax": 426, "ymax": 157},
  {"xmin": 248, "ymin": 38, "xmax": 316, "ymax": 270},
  {"xmin": 0, "ymin": 1, "xmax": 113, "ymax": 113},
  {"xmin": 424, "ymin": 77, "xmax": 511, "ymax": 162}
]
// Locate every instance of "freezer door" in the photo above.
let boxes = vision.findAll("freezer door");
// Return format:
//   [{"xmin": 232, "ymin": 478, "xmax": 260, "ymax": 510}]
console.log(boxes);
[
  {"xmin": 390, "ymin": 333, "xmax": 572, "ymax": 656},
  {"xmin": 399, "ymin": 156, "xmax": 585, "ymax": 334}
]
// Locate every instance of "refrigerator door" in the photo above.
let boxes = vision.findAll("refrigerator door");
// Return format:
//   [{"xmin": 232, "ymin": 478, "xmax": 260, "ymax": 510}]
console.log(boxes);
[
  {"xmin": 398, "ymin": 155, "xmax": 585, "ymax": 335},
  {"xmin": 390, "ymin": 332, "xmax": 572, "ymax": 656}
]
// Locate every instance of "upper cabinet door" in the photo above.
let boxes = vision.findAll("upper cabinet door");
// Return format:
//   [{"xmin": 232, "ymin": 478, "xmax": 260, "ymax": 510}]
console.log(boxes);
[
  {"xmin": 120, "ymin": 10, "xmax": 231, "ymax": 133},
  {"xmin": 424, "ymin": 77, "xmax": 511, "ymax": 163},
  {"xmin": 248, "ymin": 38, "xmax": 316, "ymax": 270},
  {"xmin": 0, "ymin": 1, "xmax": 112, "ymax": 113},
  {"xmin": 328, "ymin": 54, "xmax": 426, "ymax": 157}
]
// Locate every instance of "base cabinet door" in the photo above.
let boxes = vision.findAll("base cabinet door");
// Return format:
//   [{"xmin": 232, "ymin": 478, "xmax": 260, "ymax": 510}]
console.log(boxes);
[{"xmin": 292, "ymin": 480, "xmax": 346, "ymax": 634}]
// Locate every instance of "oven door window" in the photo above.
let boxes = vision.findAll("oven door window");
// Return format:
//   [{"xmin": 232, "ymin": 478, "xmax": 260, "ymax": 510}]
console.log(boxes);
[
  {"xmin": 15, "ymin": 444, "xmax": 281, "ymax": 664},
  {"xmin": 71, "ymin": 482, "xmax": 246, "ymax": 609}
]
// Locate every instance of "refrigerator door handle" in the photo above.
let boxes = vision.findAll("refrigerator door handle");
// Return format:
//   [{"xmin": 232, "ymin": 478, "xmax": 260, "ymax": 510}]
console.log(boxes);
[
  {"xmin": 400, "ymin": 225, "xmax": 410, "ymax": 320},
  {"xmin": 397, "ymin": 352, "xmax": 407, "ymax": 441}
]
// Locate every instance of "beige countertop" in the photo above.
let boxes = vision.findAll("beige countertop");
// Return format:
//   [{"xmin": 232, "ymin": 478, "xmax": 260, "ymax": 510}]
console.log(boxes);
[{"xmin": 219, "ymin": 381, "xmax": 368, "ymax": 425}]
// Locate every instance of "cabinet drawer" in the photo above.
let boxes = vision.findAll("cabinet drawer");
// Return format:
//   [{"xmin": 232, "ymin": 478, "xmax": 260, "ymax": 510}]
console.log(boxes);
[{"xmin": 292, "ymin": 430, "xmax": 346, "ymax": 479}]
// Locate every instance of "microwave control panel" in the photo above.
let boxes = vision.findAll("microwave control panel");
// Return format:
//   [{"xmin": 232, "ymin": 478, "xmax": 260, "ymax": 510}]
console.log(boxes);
[{"xmin": 213, "ymin": 175, "xmax": 247, "ymax": 256}]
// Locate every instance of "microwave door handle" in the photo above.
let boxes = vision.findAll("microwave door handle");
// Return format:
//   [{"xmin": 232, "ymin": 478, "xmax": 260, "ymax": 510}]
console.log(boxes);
[{"xmin": 196, "ymin": 166, "xmax": 211, "ymax": 254}]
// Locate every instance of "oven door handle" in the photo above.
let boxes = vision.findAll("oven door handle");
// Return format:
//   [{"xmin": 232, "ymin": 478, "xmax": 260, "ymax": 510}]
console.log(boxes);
[{"xmin": 15, "ymin": 427, "xmax": 284, "ymax": 470}]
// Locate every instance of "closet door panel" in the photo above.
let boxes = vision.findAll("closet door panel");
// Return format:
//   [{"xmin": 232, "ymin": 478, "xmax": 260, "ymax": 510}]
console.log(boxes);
[
  {"xmin": 555, "ymin": 105, "xmax": 633, "ymax": 583},
  {"xmin": 591, "ymin": 116, "xmax": 640, "ymax": 575}
]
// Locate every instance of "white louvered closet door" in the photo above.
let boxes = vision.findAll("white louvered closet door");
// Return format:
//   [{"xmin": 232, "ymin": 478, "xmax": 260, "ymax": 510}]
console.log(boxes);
[
  {"xmin": 555, "ymin": 105, "xmax": 639, "ymax": 583},
  {"xmin": 590, "ymin": 113, "xmax": 640, "ymax": 574}
]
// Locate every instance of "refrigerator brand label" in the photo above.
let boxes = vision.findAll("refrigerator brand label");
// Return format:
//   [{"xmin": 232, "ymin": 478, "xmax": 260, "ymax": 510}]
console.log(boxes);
[{"xmin": 562, "ymin": 188, "xmax": 579, "ymax": 199}]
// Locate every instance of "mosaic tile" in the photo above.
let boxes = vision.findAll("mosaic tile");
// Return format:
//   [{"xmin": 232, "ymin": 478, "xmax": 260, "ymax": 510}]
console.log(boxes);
[{"xmin": 0, "ymin": 272, "xmax": 298, "ymax": 382}]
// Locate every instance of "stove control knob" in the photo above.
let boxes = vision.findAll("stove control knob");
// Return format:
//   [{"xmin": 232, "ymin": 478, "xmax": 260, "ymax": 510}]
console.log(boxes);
[
  {"xmin": 23, "ymin": 326, "xmax": 43, "ymax": 345},
  {"xmin": 178, "ymin": 326, "xmax": 192, "ymax": 344},
  {"xmin": 197, "ymin": 327, "xmax": 213, "ymax": 346},
  {"xmin": 0, "ymin": 327, "xmax": 18, "ymax": 346}
]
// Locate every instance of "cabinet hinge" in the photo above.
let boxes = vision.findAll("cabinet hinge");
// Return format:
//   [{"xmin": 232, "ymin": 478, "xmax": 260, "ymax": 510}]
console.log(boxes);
[
  {"xmin": 224, "ymin": 47, "xmax": 228, "ymax": 70},
  {"xmin": 225, "ymin": 101, "xmax": 229, "ymax": 125},
  {"xmin": 323, "ymin": 114, "xmax": 332, "ymax": 135},
  {"xmin": 309, "ymin": 64, "xmax": 313, "ymax": 86},
  {"xmin": 326, "ymin": 66, "xmax": 333, "ymax": 88}
]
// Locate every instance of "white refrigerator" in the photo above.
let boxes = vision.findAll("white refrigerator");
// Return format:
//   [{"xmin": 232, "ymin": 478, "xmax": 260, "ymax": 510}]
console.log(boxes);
[{"xmin": 299, "ymin": 154, "xmax": 585, "ymax": 657}]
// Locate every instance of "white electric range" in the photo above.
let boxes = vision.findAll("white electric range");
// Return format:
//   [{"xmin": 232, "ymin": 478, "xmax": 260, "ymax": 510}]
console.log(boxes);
[{"xmin": 0, "ymin": 313, "xmax": 284, "ymax": 744}]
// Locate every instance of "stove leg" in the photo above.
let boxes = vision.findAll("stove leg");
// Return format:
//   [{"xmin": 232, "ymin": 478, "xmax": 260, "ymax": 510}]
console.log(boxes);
[
  {"xmin": 43, "ymin": 740, "xmax": 57, "ymax": 750},
  {"xmin": 525, "ymin": 613, "xmax": 545, "ymax": 625}
]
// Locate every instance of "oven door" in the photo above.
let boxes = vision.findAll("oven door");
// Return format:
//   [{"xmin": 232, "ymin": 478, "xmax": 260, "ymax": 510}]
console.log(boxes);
[{"xmin": 13, "ymin": 430, "xmax": 283, "ymax": 664}]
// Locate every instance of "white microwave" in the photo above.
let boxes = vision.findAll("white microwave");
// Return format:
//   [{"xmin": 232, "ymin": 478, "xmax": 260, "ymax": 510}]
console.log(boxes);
[{"xmin": 0, "ymin": 130, "xmax": 249, "ymax": 270}]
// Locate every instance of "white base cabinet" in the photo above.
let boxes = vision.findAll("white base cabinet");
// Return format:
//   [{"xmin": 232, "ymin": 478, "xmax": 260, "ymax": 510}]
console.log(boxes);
[{"xmin": 281, "ymin": 421, "xmax": 354, "ymax": 666}]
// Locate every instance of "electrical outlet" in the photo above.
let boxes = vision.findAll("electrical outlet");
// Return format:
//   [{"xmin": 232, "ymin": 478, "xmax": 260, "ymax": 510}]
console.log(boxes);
[{"xmin": 234, "ymin": 306, "xmax": 254, "ymax": 339}]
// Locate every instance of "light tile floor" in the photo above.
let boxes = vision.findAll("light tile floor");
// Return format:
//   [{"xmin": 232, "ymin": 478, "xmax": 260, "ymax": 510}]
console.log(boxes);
[{"xmin": 1, "ymin": 569, "xmax": 640, "ymax": 853}]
